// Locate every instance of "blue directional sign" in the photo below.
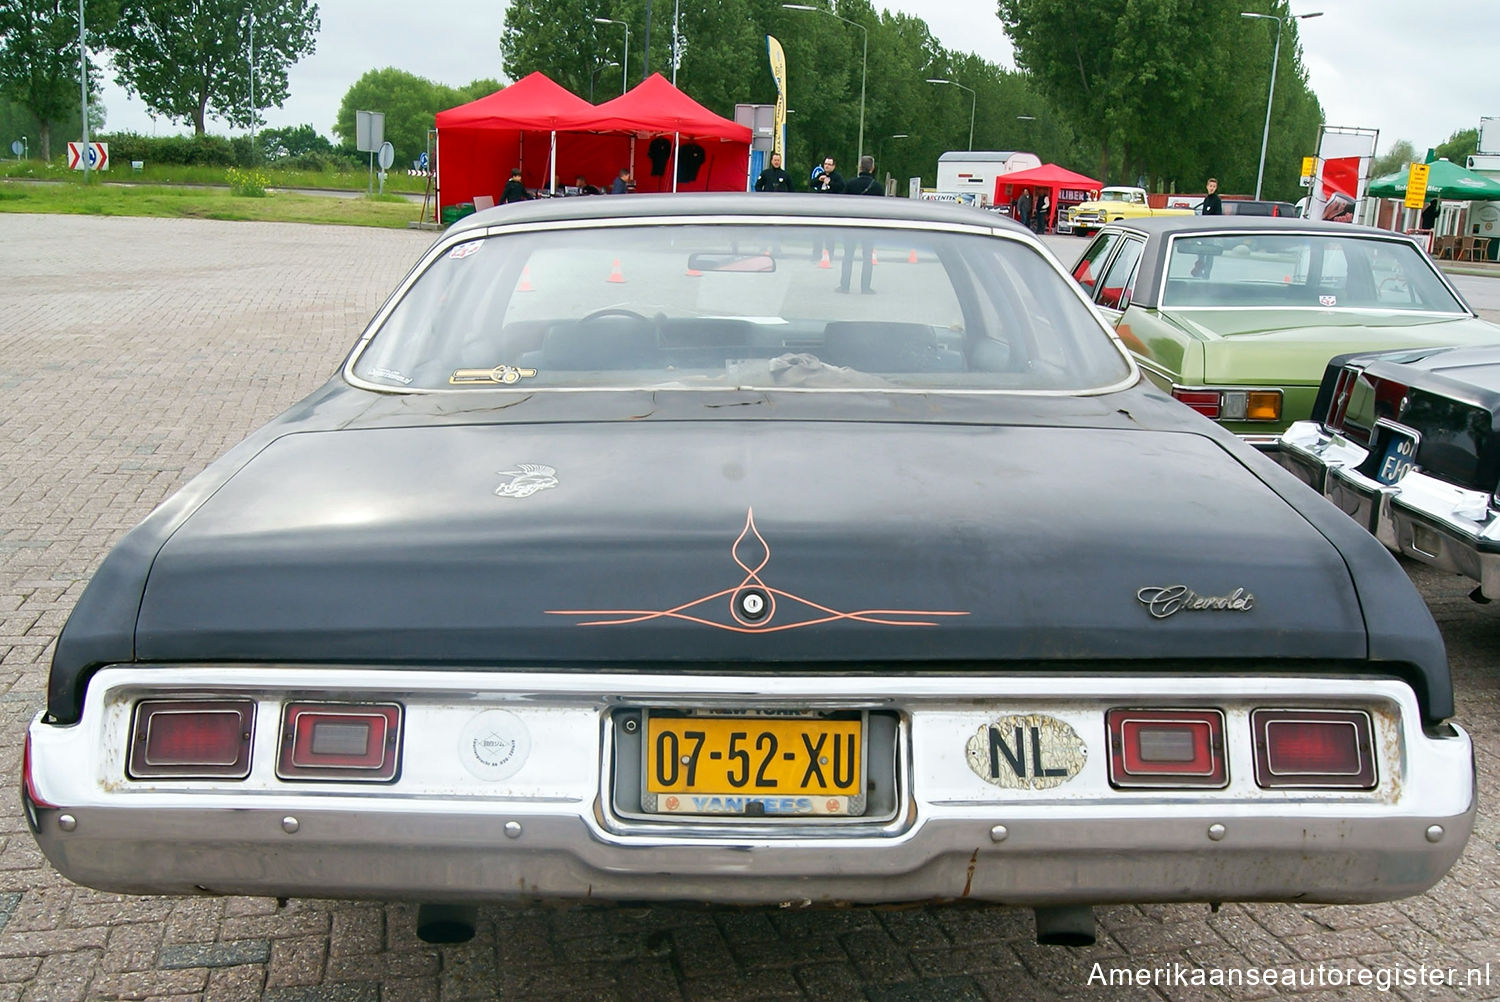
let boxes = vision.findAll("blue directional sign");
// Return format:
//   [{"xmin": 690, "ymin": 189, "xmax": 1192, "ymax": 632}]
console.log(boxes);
[{"xmin": 418, "ymin": 151, "xmax": 429, "ymax": 170}]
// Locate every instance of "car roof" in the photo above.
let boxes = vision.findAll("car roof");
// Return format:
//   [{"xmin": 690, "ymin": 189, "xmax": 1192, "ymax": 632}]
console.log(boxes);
[
  {"xmin": 446, "ymin": 191, "xmax": 1034, "ymax": 236},
  {"xmin": 1110, "ymin": 215, "xmax": 1399, "ymax": 238}
]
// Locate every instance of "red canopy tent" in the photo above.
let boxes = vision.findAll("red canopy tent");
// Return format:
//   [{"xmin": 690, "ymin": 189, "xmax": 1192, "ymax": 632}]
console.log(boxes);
[
  {"xmin": 592, "ymin": 74, "xmax": 752, "ymax": 193},
  {"xmin": 996, "ymin": 163, "xmax": 1102, "ymax": 231},
  {"xmin": 434, "ymin": 72, "xmax": 631, "ymax": 214}
]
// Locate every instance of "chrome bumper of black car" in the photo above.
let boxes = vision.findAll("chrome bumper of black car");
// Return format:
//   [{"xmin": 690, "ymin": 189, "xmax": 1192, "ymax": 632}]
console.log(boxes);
[
  {"xmin": 26, "ymin": 668, "xmax": 1474, "ymax": 907},
  {"xmin": 1279, "ymin": 420, "xmax": 1500, "ymax": 598}
]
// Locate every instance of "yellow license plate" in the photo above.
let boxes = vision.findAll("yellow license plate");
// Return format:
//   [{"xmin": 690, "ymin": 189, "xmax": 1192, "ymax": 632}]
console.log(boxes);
[{"xmin": 644, "ymin": 713, "xmax": 863, "ymax": 814}]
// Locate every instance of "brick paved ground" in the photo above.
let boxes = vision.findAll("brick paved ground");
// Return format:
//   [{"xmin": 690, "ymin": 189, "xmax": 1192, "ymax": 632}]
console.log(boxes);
[{"xmin": 0, "ymin": 213, "xmax": 1496, "ymax": 1001}]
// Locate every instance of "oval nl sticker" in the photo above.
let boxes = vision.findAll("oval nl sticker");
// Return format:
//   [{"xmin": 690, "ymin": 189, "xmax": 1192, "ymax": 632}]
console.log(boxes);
[{"xmin": 965, "ymin": 714, "xmax": 1087, "ymax": 790}]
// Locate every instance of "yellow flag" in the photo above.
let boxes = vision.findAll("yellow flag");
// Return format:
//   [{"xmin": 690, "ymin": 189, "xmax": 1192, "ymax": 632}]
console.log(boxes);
[{"xmin": 766, "ymin": 36, "xmax": 787, "ymax": 156}]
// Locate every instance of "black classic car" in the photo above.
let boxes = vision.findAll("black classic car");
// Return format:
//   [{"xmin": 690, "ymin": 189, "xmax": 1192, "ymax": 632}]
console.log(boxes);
[
  {"xmin": 1279, "ymin": 344, "xmax": 1500, "ymax": 602},
  {"xmin": 24, "ymin": 195, "xmax": 1474, "ymax": 947}
]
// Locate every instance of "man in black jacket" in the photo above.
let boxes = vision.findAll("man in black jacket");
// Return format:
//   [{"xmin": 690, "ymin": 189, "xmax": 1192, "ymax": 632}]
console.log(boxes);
[
  {"xmin": 755, "ymin": 152, "xmax": 791, "ymax": 192},
  {"xmin": 838, "ymin": 156, "xmax": 883, "ymax": 294},
  {"xmin": 499, "ymin": 168, "xmax": 530, "ymax": 204}
]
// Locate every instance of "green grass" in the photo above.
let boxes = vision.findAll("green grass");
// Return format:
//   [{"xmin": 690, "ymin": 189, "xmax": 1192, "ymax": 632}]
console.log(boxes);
[
  {"xmin": 0, "ymin": 157, "xmax": 430, "ymax": 193},
  {"xmin": 0, "ymin": 177, "xmax": 431, "ymax": 228}
]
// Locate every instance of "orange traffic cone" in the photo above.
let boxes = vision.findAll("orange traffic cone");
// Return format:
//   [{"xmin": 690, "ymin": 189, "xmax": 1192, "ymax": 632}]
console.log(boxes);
[
  {"xmin": 871, "ymin": 249, "xmax": 879, "ymax": 266},
  {"xmin": 907, "ymin": 249, "xmax": 918, "ymax": 263},
  {"xmin": 818, "ymin": 248, "xmax": 831, "ymax": 269},
  {"xmin": 518, "ymin": 265, "xmax": 535, "ymax": 292},
  {"xmin": 686, "ymin": 266, "xmax": 702, "ymax": 276},
  {"xmin": 607, "ymin": 258, "xmax": 626, "ymax": 283}
]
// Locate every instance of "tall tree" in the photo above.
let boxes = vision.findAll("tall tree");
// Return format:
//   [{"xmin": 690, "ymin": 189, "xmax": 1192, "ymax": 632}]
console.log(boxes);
[
  {"xmin": 1434, "ymin": 127, "xmax": 1478, "ymax": 165},
  {"xmin": 106, "ymin": 0, "xmax": 318, "ymax": 135},
  {"xmin": 0, "ymin": 0, "xmax": 117, "ymax": 161},
  {"xmin": 333, "ymin": 69, "xmax": 499, "ymax": 165},
  {"xmin": 998, "ymin": 0, "xmax": 1321, "ymax": 196}
]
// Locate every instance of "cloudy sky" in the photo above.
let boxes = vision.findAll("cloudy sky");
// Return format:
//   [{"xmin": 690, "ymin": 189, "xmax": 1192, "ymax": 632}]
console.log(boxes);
[{"xmin": 94, "ymin": 0, "xmax": 1496, "ymax": 157}]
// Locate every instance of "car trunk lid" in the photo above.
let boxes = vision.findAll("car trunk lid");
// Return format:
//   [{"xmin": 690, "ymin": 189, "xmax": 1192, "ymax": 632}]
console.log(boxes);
[{"xmin": 135, "ymin": 422, "xmax": 1368, "ymax": 666}]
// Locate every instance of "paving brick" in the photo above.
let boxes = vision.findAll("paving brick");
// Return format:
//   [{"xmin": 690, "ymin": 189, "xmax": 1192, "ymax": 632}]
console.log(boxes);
[
  {"xmin": 203, "ymin": 965, "xmax": 266, "ymax": 1002},
  {"xmin": 264, "ymin": 936, "xmax": 327, "ymax": 989}
]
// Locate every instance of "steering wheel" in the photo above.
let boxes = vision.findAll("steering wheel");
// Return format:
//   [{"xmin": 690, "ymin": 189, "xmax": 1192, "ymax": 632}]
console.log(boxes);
[{"xmin": 582, "ymin": 307, "xmax": 649, "ymax": 322}]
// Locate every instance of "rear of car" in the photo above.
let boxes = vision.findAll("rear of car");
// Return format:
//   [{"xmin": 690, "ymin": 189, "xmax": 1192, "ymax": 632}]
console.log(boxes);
[
  {"xmin": 1278, "ymin": 346, "xmax": 1500, "ymax": 599},
  {"xmin": 24, "ymin": 197, "xmax": 1474, "ymax": 943},
  {"xmin": 1072, "ymin": 220, "xmax": 1500, "ymax": 446}
]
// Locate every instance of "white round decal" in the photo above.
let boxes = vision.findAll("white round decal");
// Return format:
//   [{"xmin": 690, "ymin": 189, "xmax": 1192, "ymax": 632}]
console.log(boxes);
[
  {"xmin": 964, "ymin": 713, "xmax": 1087, "ymax": 790},
  {"xmin": 459, "ymin": 710, "xmax": 531, "ymax": 781}
]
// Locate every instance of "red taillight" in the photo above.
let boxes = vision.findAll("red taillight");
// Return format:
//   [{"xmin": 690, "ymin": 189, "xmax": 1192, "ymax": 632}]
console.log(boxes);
[
  {"xmin": 277, "ymin": 703, "xmax": 402, "ymax": 782},
  {"xmin": 1252, "ymin": 709, "xmax": 1376, "ymax": 789},
  {"xmin": 1107, "ymin": 709, "xmax": 1227, "ymax": 788},
  {"xmin": 128, "ymin": 700, "xmax": 255, "ymax": 779},
  {"xmin": 1171, "ymin": 388, "xmax": 1221, "ymax": 419}
]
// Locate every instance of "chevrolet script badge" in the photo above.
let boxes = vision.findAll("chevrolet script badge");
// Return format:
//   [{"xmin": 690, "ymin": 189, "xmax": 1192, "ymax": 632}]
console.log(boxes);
[{"xmin": 1136, "ymin": 585, "xmax": 1255, "ymax": 619}]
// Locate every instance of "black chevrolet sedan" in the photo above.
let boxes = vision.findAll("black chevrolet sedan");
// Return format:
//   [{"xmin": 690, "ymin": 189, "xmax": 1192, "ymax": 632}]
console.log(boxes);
[{"xmin": 23, "ymin": 195, "xmax": 1473, "ymax": 946}]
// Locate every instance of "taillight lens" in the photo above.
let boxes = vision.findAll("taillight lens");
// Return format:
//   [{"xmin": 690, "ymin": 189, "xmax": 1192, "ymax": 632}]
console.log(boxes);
[
  {"xmin": 128, "ymin": 700, "xmax": 255, "ymax": 779},
  {"xmin": 1252, "ymin": 709, "xmax": 1376, "ymax": 789},
  {"xmin": 1107, "ymin": 709, "xmax": 1228, "ymax": 788},
  {"xmin": 277, "ymin": 703, "xmax": 402, "ymax": 782},
  {"xmin": 1174, "ymin": 387, "xmax": 1281, "ymax": 422},
  {"xmin": 1172, "ymin": 388, "xmax": 1221, "ymax": 419}
]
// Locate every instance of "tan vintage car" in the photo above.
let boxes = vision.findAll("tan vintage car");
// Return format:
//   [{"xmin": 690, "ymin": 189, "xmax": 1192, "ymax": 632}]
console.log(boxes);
[{"xmin": 1064, "ymin": 186, "xmax": 1193, "ymax": 236}]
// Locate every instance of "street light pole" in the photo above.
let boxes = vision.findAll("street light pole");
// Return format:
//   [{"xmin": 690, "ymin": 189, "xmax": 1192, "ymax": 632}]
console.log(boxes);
[
  {"xmin": 248, "ymin": 10, "xmax": 256, "ymax": 154},
  {"xmin": 1241, "ymin": 9, "xmax": 1322, "ymax": 200},
  {"xmin": 926, "ymin": 78, "xmax": 976, "ymax": 151},
  {"xmin": 782, "ymin": 4, "xmax": 867, "ymax": 162},
  {"xmin": 78, "ymin": 0, "xmax": 88, "ymax": 182},
  {"xmin": 594, "ymin": 18, "xmax": 630, "ymax": 96}
]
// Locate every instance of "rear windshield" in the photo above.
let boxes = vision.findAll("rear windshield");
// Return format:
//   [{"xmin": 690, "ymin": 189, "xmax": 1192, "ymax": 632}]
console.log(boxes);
[
  {"xmin": 1161, "ymin": 231, "xmax": 1466, "ymax": 313},
  {"xmin": 349, "ymin": 223, "xmax": 1131, "ymax": 392}
]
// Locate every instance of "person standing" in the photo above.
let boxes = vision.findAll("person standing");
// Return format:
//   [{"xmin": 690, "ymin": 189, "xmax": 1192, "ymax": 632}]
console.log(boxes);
[
  {"xmin": 499, "ymin": 168, "xmax": 530, "ymax": 204},
  {"xmin": 837, "ymin": 155, "xmax": 883, "ymax": 295},
  {"xmin": 755, "ymin": 152, "xmax": 791, "ymax": 192},
  {"xmin": 1201, "ymin": 177, "xmax": 1223, "ymax": 215},
  {"xmin": 1421, "ymin": 197, "xmax": 1439, "ymax": 230},
  {"xmin": 1033, "ymin": 191, "xmax": 1050, "ymax": 234},
  {"xmin": 1192, "ymin": 178, "xmax": 1223, "ymax": 278},
  {"xmin": 811, "ymin": 156, "xmax": 843, "ymax": 194},
  {"xmin": 1015, "ymin": 187, "xmax": 1033, "ymax": 229}
]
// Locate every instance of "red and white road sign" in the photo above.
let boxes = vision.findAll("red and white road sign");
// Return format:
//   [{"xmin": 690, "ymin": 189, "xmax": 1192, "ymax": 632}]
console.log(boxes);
[{"xmin": 66, "ymin": 142, "xmax": 109, "ymax": 171}]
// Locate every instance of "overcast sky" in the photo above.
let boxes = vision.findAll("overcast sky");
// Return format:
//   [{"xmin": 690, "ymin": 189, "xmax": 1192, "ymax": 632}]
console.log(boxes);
[{"xmin": 93, "ymin": 0, "xmax": 1496, "ymax": 158}]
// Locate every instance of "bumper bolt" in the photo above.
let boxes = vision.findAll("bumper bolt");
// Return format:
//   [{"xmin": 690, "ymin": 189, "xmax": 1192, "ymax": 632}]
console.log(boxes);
[
  {"xmin": 504, "ymin": 821, "xmax": 522, "ymax": 839},
  {"xmin": 623, "ymin": 718, "xmax": 638, "ymax": 734},
  {"xmin": 989, "ymin": 825, "xmax": 1008, "ymax": 843},
  {"xmin": 1425, "ymin": 825, "xmax": 1444, "ymax": 843},
  {"xmin": 281, "ymin": 817, "xmax": 300, "ymax": 834},
  {"xmin": 57, "ymin": 814, "xmax": 76, "ymax": 832},
  {"xmin": 1207, "ymin": 823, "xmax": 1227, "ymax": 841}
]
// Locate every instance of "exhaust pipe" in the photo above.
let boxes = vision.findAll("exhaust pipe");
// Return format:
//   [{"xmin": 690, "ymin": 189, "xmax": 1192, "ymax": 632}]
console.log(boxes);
[
  {"xmin": 1034, "ymin": 905, "xmax": 1095, "ymax": 946},
  {"xmin": 416, "ymin": 903, "xmax": 478, "ymax": 944}
]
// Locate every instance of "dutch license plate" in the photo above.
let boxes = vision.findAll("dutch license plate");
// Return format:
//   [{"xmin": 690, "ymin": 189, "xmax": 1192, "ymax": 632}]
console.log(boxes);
[
  {"xmin": 1376, "ymin": 428, "xmax": 1417, "ymax": 486},
  {"xmin": 643, "ymin": 711, "xmax": 864, "ymax": 817}
]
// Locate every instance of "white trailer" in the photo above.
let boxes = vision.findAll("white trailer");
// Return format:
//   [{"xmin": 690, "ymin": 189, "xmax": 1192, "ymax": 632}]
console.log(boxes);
[{"xmin": 932, "ymin": 151, "xmax": 1040, "ymax": 207}]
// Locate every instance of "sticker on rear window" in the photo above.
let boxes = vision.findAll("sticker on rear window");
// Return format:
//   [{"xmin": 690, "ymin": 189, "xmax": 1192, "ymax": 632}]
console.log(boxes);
[
  {"xmin": 965, "ymin": 714, "xmax": 1087, "ymax": 790},
  {"xmin": 1320, "ymin": 295, "xmax": 1337, "ymax": 306},
  {"xmin": 448, "ymin": 240, "xmax": 483, "ymax": 260}
]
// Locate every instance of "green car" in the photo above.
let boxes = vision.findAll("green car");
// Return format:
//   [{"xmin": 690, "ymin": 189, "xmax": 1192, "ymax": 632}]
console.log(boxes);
[{"xmin": 1068, "ymin": 217, "xmax": 1500, "ymax": 446}]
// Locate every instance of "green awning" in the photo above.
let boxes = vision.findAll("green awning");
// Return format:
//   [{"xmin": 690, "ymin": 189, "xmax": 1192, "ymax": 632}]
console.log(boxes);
[{"xmin": 1366, "ymin": 158, "xmax": 1500, "ymax": 201}]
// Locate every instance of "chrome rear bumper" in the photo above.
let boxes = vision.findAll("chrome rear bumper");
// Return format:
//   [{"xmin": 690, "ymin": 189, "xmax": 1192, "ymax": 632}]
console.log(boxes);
[
  {"xmin": 1278, "ymin": 420, "xmax": 1500, "ymax": 598},
  {"xmin": 27, "ymin": 668, "xmax": 1474, "ymax": 907}
]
